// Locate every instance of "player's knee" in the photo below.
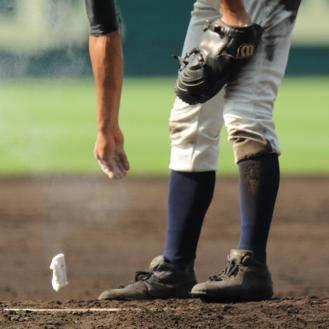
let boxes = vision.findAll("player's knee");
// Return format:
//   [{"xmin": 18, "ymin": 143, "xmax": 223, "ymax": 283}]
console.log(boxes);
[
  {"xmin": 229, "ymin": 130, "xmax": 279, "ymax": 163},
  {"xmin": 85, "ymin": 0, "xmax": 119, "ymax": 36},
  {"xmin": 169, "ymin": 120, "xmax": 197, "ymax": 147}
]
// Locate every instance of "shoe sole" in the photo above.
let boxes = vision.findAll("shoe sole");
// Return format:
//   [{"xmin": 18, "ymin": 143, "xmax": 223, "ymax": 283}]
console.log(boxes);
[
  {"xmin": 191, "ymin": 291, "xmax": 273, "ymax": 303},
  {"xmin": 99, "ymin": 291, "xmax": 194, "ymax": 301}
]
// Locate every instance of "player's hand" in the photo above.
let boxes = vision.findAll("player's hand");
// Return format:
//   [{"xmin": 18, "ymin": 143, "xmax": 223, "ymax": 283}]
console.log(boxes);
[
  {"xmin": 94, "ymin": 127, "xmax": 130, "ymax": 179},
  {"xmin": 221, "ymin": 11, "xmax": 251, "ymax": 27},
  {"xmin": 220, "ymin": 0, "xmax": 251, "ymax": 27}
]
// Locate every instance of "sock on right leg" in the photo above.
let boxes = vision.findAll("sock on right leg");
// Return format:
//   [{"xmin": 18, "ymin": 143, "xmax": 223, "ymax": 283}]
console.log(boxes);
[{"xmin": 164, "ymin": 170, "xmax": 216, "ymax": 265}]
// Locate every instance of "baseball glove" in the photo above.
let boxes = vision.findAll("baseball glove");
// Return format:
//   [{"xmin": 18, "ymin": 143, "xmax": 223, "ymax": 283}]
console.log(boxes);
[{"xmin": 175, "ymin": 19, "xmax": 263, "ymax": 105}]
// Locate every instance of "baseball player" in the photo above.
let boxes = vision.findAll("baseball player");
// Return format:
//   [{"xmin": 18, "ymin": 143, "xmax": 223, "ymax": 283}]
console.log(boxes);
[
  {"xmin": 97, "ymin": 0, "xmax": 301, "ymax": 302},
  {"xmin": 85, "ymin": 0, "xmax": 129, "ymax": 179}
]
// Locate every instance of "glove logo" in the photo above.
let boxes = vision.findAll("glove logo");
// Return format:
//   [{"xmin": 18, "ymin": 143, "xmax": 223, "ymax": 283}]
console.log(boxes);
[{"xmin": 236, "ymin": 44, "xmax": 255, "ymax": 59}]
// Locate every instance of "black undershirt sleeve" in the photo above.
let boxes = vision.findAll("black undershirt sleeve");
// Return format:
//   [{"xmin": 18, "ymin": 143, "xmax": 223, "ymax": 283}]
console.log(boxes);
[{"xmin": 85, "ymin": 0, "xmax": 119, "ymax": 36}]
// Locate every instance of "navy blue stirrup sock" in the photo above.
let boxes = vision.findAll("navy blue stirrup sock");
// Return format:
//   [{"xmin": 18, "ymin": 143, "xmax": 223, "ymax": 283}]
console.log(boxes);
[
  {"xmin": 164, "ymin": 171, "xmax": 216, "ymax": 265},
  {"xmin": 238, "ymin": 154, "xmax": 280, "ymax": 264}
]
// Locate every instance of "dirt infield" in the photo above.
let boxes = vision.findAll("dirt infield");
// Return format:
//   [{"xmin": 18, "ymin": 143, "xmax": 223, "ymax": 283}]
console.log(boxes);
[{"xmin": 0, "ymin": 176, "xmax": 328, "ymax": 328}]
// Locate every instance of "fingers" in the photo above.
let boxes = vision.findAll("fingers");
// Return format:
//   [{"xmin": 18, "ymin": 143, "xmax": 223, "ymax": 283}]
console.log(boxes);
[
  {"xmin": 113, "ymin": 156, "xmax": 126, "ymax": 178},
  {"xmin": 97, "ymin": 154, "xmax": 129, "ymax": 179},
  {"xmin": 118, "ymin": 150, "xmax": 130, "ymax": 171},
  {"xmin": 97, "ymin": 158, "xmax": 115, "ymax": 179},
  {"xmin": 97, "ymin": 158, "xmax": 121, "ymax": 179}
]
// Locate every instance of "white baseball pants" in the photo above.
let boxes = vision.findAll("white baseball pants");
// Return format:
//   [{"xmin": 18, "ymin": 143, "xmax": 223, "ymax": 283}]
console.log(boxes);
[{"xmin": 169, "ymin": 0, "xmax": 300, "ymax": 171}]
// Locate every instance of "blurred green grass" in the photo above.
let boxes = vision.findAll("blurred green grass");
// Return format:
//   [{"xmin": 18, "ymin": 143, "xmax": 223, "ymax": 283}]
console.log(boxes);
[{"xmin": 0, "ymin": 77, "xmax": 328, "ymax": 176}]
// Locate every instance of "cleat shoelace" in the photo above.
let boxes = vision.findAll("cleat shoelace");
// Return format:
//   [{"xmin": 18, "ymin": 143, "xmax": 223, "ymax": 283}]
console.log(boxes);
[
  {"xmin": 209, "ymin": 260, "xmax": 239, "ymax": 282},
  {"xmin": 134, "ymin": 271, "xmax": 153, "ymax": 282}
]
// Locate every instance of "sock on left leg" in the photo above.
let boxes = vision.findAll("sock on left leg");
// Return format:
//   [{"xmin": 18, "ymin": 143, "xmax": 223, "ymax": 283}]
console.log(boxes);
[{"xmin": 238, "ymin": 154, "xmax": 280, "ymax": 264}]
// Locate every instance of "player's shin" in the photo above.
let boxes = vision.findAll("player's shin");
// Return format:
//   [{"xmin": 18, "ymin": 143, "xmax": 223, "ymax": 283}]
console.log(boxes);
[
  {"xmin": 163, "ymin": 170, "xmax": 216, "ymax": 266},
  {"xmin": 237, "ymin": 154, "xmax": 280, "ymax": 264}
]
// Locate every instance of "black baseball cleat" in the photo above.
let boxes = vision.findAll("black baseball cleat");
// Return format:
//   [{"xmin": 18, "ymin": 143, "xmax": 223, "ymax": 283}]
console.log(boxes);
[
  {"xmin": 98, "ymin": 256, "xmax": 197, "ymax": 300},
  {"xmin": 191, "ymin": 249, "xmax": 273, "ymax": 302}
]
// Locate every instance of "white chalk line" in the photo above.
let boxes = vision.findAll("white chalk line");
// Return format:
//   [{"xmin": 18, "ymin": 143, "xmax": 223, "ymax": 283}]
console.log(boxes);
[
  {"xmin": 2, "ymin": 308, "xmax": 123, "ymax": 313},
  {"xmin": 3, "ymin": 306, "xmax": 198, "ymax": 314}
]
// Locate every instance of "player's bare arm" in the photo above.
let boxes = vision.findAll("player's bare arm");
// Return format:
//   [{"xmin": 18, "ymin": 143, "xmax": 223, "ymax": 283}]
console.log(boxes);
[
  {"xmin": 220, "ymin": 0, "xmax": 250, "ymax": 26},
  {"xmin": 85, "ymin": 0, "xmax": 129, "ymax": 179}
]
